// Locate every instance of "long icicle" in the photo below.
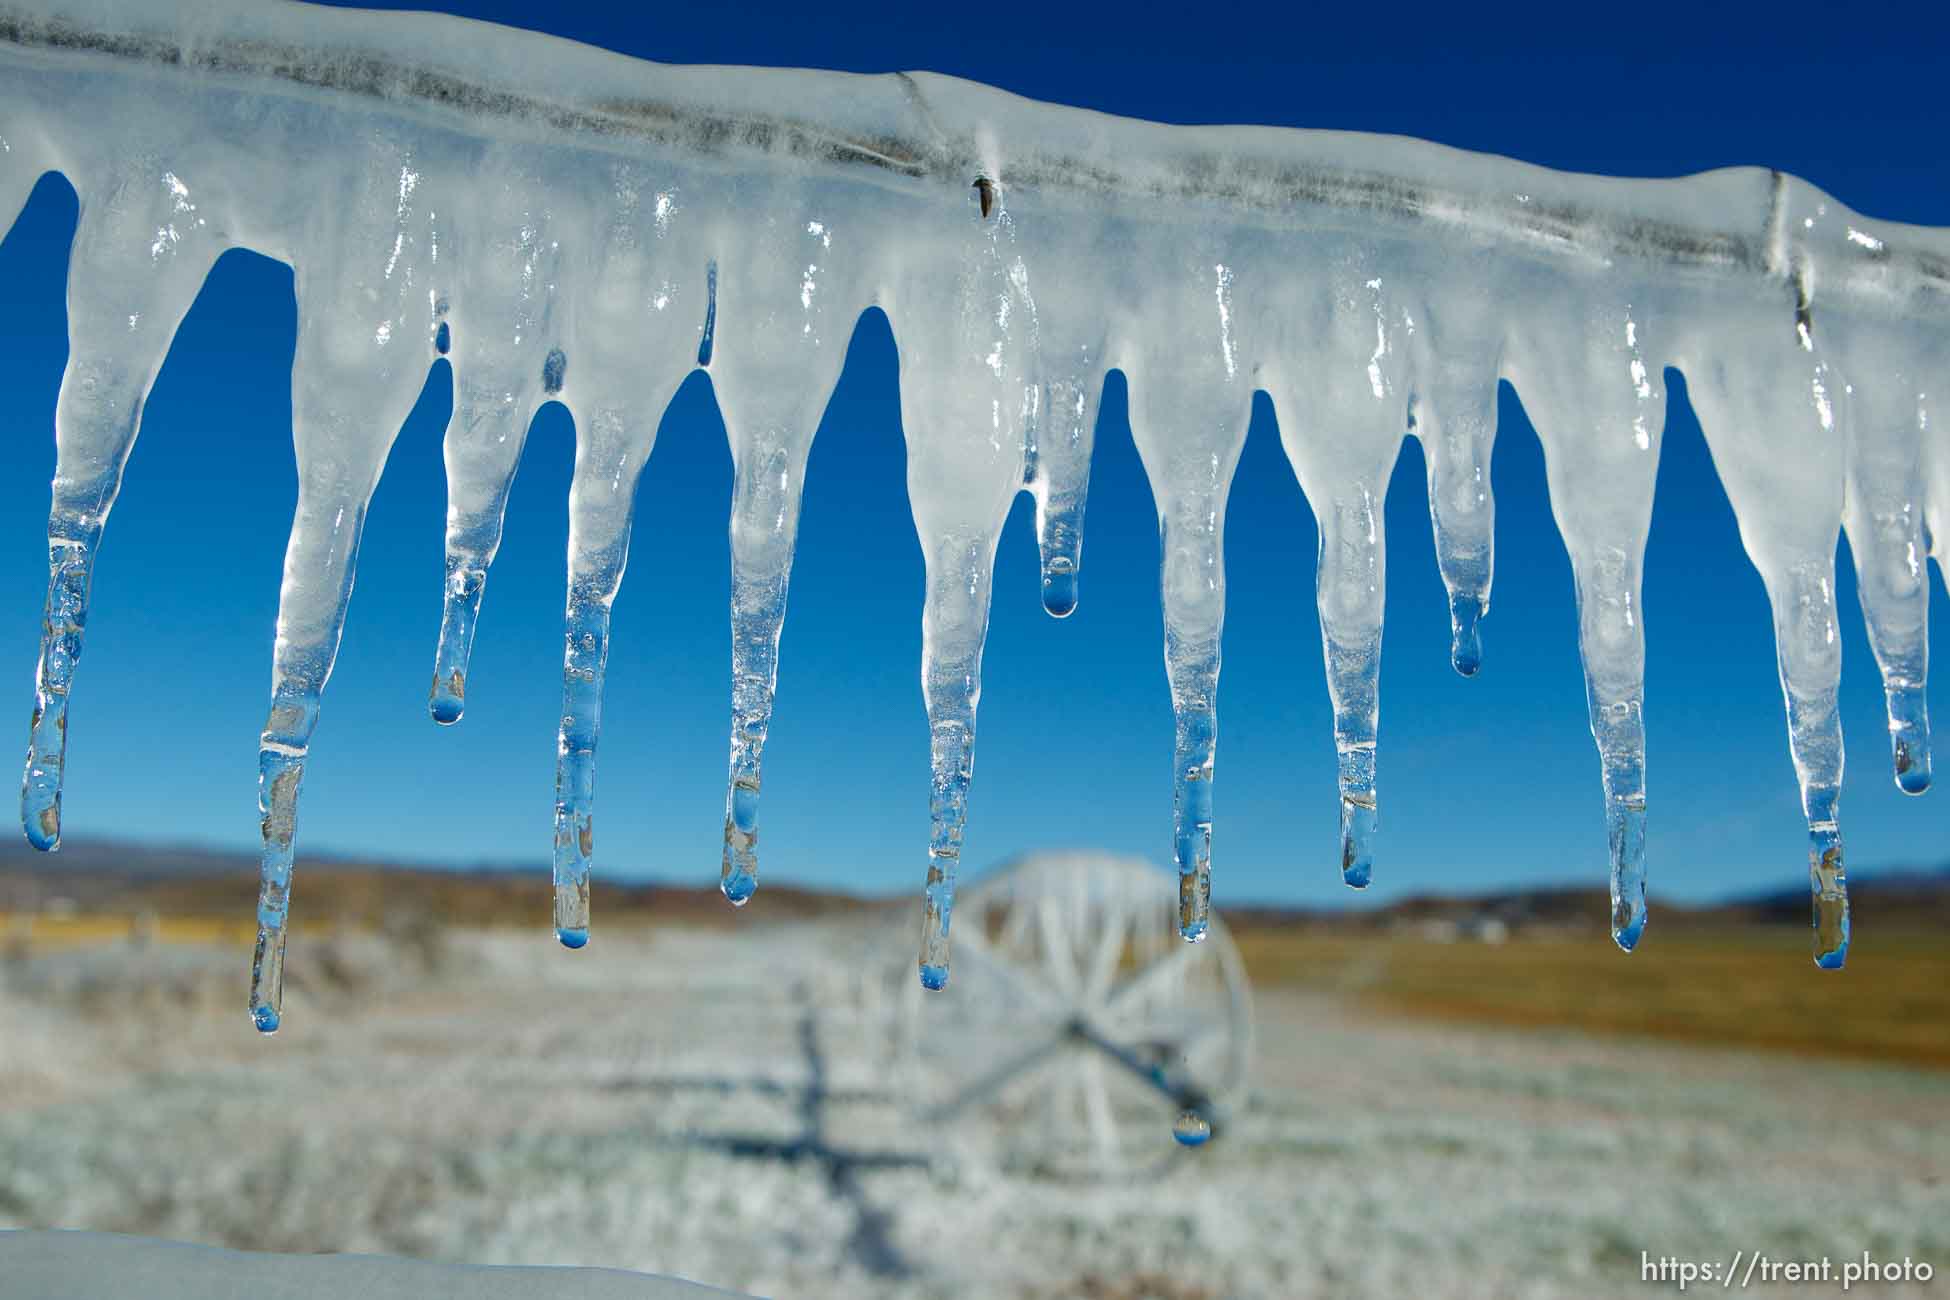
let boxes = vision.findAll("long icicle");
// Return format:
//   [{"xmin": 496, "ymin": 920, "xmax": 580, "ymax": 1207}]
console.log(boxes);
[
  {"xmin": 1772, "ymin": 559, "xmax": 1850, "ymax": 967},
  {"xmin": 428, "ymin": 175, "xmax": 562, "ymax": 725},
  {"xmin": 1840, "ymin": 324, "xmax": 1935, "ymax": 796},
  {"xmin": 1125, "ymin": 258, "xmax": 1252, "ymax": 942},
  {"xmin": 1681, "ymin": 292, "xmax": 1856, "ymax": 969},
  {"xmin": 707, "ymin": 198, "xmax": 855, "ymax": 909},
  {"xmin": 1512, "ymin": 291, "xmax": 1664, "ymax": 952},
  {"xmin": 429, "ymin": 365, "xmax": 545, "ymax": 725},
  {"xmin": 1268, "ymin": 264, "xmax": 1418, "ymax": 893},
  {"xmin": 538, "ymin": 154, "xmax": 704, "ymax": 943},
  {"xmin": 545, "ymin": 381, "xmax": 684, "ymax": 944},
  {"xmin": 1022, "ymin": 340, "xmax": 1101, "ymax": 619},
  {"xmin": 250, "ymin": 139, "xmax": 443, "ymax": 1032},
  {"xmin": 916, "ymin": 531, "xmax": 998, "ymax": 988},
  {"xmin": 899, "ymin": 177, "xmax": 1034, "ymax": 989},
  {"xmin": 22, "ymin": 188, "xmax": 220, "ymax": 849},
  {"xmin": 1413, "ymin": 333, "xmax": 1502, "ymax": 677},
  {"xmin": 551, "ymin": 433, "xmax": 616, "ymax": 951},
  {"xmin": 718, "ymin": 425, "xmax": 811, "ymax": 907},
  {"xmin": 1318, "ymin": 489, "xmax": 1389, "ymax": 890},
  {"xmin": 250, "ymin": 467, "xmax": 389, "ymax": 1033}
]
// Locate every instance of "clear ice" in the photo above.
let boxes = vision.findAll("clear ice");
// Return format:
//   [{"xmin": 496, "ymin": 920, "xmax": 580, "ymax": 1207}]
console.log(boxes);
[{"xmin": 7, "ymin": 0, "xmax": 1948, "ymax": 1026}]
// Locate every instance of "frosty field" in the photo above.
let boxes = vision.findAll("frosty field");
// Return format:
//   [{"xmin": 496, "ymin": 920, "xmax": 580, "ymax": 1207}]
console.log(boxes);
[{"xmin": 1, "ymin": 907, "xmax": 1944, "ymax": 1299}]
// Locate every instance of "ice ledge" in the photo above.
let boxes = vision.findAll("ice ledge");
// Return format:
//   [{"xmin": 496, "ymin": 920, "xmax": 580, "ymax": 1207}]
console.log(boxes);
[
  {"xmin": 0, "ymin": 1230, "xmax": 754, "ymax": 1299},
  {"xmin": 1, "ymin": 0, "xmax": 1945, "ymax": 306}
]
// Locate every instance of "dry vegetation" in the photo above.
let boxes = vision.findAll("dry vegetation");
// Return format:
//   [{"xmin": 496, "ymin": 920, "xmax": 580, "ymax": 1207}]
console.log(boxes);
[
  {"xmin": 1234, "ymin": 923, "xmax": 1950, "ymax": 1069},
  {"xmin": 7, "ymin": 852, "xmax": 1947, "ymax": 1071}
]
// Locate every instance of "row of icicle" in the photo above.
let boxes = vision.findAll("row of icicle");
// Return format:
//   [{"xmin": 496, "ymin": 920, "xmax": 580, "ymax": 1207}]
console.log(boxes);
[{"xmin": 13, "ymin": 150, "xmax": 1939, "ymax": 1037}]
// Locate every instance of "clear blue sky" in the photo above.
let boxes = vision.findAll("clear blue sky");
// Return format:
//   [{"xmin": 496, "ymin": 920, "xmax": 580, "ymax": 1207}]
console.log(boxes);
[{"xmin": 2, "ymin": 1, "xmax": 1947, "ymax": 909}]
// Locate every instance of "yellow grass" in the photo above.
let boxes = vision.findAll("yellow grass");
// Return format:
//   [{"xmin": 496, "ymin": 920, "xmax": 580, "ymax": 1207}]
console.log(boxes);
[
  {"xmin": 11, "ymin": 902, "xmax": 1945, "ymax": 1071},
  {"xmin": 1, "ymin": 912, "xmax": 313, "ymax": 951},
  {"xmin": 1235, "ymin": 925, "xmax": 1950, "ymax": 1069}
]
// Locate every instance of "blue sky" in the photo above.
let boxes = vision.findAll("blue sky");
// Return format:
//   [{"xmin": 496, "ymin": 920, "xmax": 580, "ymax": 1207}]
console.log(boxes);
[{"xmin": 2, "ymin": 2, "xmax": 1947, "ymax": 910}]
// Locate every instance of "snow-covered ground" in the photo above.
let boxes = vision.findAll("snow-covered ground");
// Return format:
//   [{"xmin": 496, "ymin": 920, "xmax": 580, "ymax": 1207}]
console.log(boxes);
[{"xmin": 1, "ymin": 920, "xmax": 1945, "ymax": 1298}]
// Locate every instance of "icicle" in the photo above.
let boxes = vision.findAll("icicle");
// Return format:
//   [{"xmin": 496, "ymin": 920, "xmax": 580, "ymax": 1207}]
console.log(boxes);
[
  {"xmin": 1265, "ymin": 261, "xmax": 1416, "ymax": 892},
  {"xmin": 914, "ymin": 531, "xmax": 997, "ymax": 989},
  {"xmin": 546, "ymin": 399, "xmax": 666, "ymax": 948},
  {"xmin": 702, "ymin": 194, "xmax": 859, "ymax": 907},
  {"xmin": 551, "ymin": 432, "xmax": 614, "ymax": 951},
  {"xmin": 1838, "ymin": 320, "xmax": 1938, "ymax": 796},
  {"xmin": 1408, "ymin": 299, "xmax": 1503, "ymax": 677},
  {"xmin": 429, "ymin": 163, "xmax": 562, "ymax": 725},
  {"xmin": 1682, "ymin": 287, "xmax": 1854, "ymax": 969},
  {"xmin": 1022, "ymin": 335, "xmax": 1101, "ymax": 618},
  {"xmin": 249, "ymin": 440, "xmax": 396, "ymax": 1033},
  {"xmin": 21, "ymin": 172, "xmax": 222, "ymax": 849},
  {"xmin": 1776, "ymin": 562, "xmax": 1850, "ymax": 968},
  {"xmin": 539, "ymin": 160, "xmax": 704, "ymax": 945},
  {"xmin": 250, "ymin": 142, "xmax": 444, "ymax": 1033},
  {"xmin": 895, "ymin": 178, "xmax": 1034, "ymax": 989},
  {"xmin": 11, "ymin": 5, "xmax": 1950, "ymax": 985},
  {"xmin": 1508, "ymin": 289, "xmax": 1665, "ymax": 952},
  {"xmin": 1125, "ymin": 256, "xmax": 1253, "ymax": 942}
]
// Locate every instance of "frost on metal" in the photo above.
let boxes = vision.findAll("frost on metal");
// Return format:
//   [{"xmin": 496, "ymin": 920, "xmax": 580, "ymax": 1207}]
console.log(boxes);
[{"xmin": 3, "ymin": 0, "xmax": 1945, "ymax": 1028}]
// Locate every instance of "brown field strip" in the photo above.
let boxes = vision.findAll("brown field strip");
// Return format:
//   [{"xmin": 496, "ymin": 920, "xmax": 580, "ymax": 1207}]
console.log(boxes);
[{"xmin": 1234, "ymin": 927, "xmax": 1950, "ymax": 1069}]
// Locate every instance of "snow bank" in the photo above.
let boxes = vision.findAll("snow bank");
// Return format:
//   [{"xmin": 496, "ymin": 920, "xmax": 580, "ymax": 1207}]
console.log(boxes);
[{"xmin": 0, "ymin": 1231, "xmax": 751, "ymax": 1298}]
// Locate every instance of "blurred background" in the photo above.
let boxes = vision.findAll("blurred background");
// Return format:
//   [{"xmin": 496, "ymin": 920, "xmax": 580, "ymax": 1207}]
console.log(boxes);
[{"xmin": 2, "ymin": 2, "xmax": 1948, "ymax": 1297}]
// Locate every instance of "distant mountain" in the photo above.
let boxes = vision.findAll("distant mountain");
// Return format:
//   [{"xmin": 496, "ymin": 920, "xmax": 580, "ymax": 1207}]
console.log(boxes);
[
  {"xmin": 0, "ymin": 836, "xmax": 875, "ymax": 926},
  {"xmin": 1216, "ymin": 866, "xmax": 1950, "ymax": 935},
  {"xmin": 5, "ymin": 837, "xmax": 1947, "ymax": 932}
]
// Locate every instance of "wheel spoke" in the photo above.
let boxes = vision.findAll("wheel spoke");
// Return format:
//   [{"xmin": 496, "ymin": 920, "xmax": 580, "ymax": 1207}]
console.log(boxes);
[
  {"xmin": 923, "ymin": 1029, "xmax": 1072, "ymax": 1122},
  {"xmin": 955, "ymin": 921, "xmax": 1069, "ymax": 1018},
  {"xmin": 1100, "ymin": 934, "xmax": 1206, "ymax": 1017},
  {"xmin": 1081, "ymin": 1055, "xmax": 1118, "ymax": 1163},
  {"xmin": 1071, "ymin": 1018, "xmax": 1208, "ymax": 1111},
  {"xmin": 1036, "ymin": 895, "xmax": 1080, "ymax": 997},
  {"xmin": 1042, "ymin": 1050, "xmax": 1078, "ymax": 1150},
  {"xmin": 1081, "ymin": 895, "xmax": 1131, "ymax": 1005}
]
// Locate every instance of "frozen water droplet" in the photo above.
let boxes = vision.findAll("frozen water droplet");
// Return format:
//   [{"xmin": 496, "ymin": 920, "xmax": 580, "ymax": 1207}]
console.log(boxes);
[
  {"xmin": 433, "ymin": 320, "xmax": 450, "ymax": 354},
  {"xmin": 919, "ymin": 962, "xmax": 950, "ymax": 991},
  {"xmin": 541, "ymin": 346, "xmax": 567, "ymax": 394},
  {"xmin": 1340, "ymin": 796, "xmax": 1376, "ymax": 890},
  {"xmin": 1041, "ymin": 556, "xmax": 1079, "ymax": 618},
  {"xmin": 556, "ymin": 925, "xmax": 589, "ymax": 950},
  {"xmin": 251, "ymin": 1002, "xmax": 280, "ymax": 1035},
  {"xmin": 429, "ymin": 670, "xmax": 465, "ymax": 725},
  {"xmin": 1172, "ymin": 1109, "xmax": 1211, "ymax": 1147}
]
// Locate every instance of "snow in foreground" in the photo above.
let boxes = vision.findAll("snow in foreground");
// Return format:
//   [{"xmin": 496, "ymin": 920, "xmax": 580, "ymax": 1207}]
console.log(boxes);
[{"xmin": 0, "ymin": 1230, "xmax": 744, "ymax": 1299}]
